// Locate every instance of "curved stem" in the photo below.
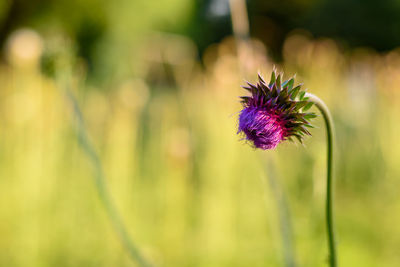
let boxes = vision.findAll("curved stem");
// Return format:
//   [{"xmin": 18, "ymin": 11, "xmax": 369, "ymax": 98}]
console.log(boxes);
[
  {"xmin": 306, "ymin": 93, "xmax": 337, "ymax": 267},
  {"xmin": 58, "ymin": 74, "xmax": 152, "ymax": 267}
]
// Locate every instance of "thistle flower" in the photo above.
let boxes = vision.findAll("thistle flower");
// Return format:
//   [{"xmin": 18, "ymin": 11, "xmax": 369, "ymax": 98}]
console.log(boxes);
[
  {"xmin": 238, "ymin": 70, "xmax": 317, "ymax": 150},
  {"xmin": 237, "ymin": 70, "xmax": 339, "ymax": 267}
]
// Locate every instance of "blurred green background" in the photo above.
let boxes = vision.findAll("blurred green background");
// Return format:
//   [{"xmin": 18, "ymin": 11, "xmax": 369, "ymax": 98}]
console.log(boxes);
[{"xmin": 1, "ymin": 0, "xmax": 400, "ymax": 266}]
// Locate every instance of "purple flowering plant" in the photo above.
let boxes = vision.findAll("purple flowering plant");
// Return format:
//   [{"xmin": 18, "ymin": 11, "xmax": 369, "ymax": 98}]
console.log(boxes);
[
  {"xmin": 238, "ymin": 69, "xmax": 316, "ymax": 150},
  {"xmin": 238, "ymin": 69, "xmax": 338, "ymax": 267}
]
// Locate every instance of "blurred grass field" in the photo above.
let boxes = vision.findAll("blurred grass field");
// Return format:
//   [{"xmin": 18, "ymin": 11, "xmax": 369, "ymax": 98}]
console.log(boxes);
[{"xmin": 1, "ymin": 1, "xmax": 400, "ymax": 266}]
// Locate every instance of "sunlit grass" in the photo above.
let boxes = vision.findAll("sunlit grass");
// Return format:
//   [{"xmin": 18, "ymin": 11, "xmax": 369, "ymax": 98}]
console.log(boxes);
[{"xmin": 0, "ymin": 30, "xmax": 400, "ymax": 266}]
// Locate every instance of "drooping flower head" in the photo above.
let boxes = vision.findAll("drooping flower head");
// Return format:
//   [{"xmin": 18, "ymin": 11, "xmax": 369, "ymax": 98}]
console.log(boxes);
[{"xmin": 238, "ymin": 69, "xmax": 316, "ymax": 150}]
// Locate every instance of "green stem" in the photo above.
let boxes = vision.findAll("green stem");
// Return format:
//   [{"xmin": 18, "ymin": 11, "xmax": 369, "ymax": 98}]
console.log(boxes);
[
  {"xmin": 262, "ymin": 156, "xmax": 297, "ymax": 267},
  {"xmin": 306, "ymin": 93, "xmax": 337, "ymax": 267},
  {"xmin": 58, "ymin": 74, "xmax": 152, "ymax": 267}
]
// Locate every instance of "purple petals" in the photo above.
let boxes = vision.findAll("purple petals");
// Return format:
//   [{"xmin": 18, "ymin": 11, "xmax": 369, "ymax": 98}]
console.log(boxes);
[{"xmin": 238, "ymin": 107, "xmax": 285, "ymax": 150}]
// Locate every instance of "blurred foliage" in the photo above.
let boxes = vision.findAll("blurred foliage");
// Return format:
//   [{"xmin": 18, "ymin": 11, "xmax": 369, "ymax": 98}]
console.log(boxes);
[
  {"xmin": 249, "ymin": 0, "xmax": 400, "ymax": 58},
  {"xmin": 1, "ymin": 0, "xmax": 400, "ymax": 267},
  {"xmin": 0, "ymin": 0, "xmax": 193, "ymax": 82},
  {"xmin": 302, "ymin": 0, "xmax": 400, "ymax": 51},
  {"xmin": 4, "ymin": 0, "xmax": 400, "ymax": 67}
]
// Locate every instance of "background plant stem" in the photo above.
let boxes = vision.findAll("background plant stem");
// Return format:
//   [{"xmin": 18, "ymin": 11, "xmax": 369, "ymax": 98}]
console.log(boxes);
[
  {"xmin": 57, "ymin": 71, "xmax": 152, "ymax": 267},
  {"xmin": 262, "ymin": 155, "xmax": 297, "ymax": 267},
  {"xmin": 306, "ymin": 93, "xmax": 337, "ymax": 267}
]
